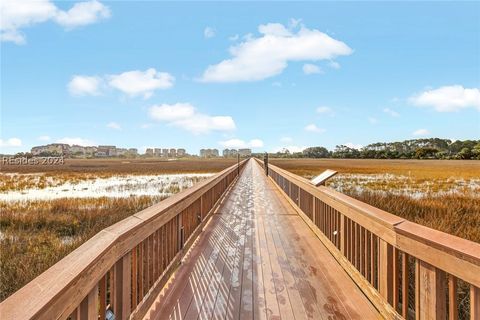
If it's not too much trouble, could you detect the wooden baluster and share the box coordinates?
[360,227,365,276]
[448,275,457,320]
[131,247,138,309]
[402,252,409,318]
[366,231,371,282]
[79,284,98,320]
[114,252,132,320]
[99,275,107,318]
[416,260,446,320]
[109,267,115,309]
[340,214,346,256]
[138,243,144,300]
[393,248,400,311]
[149,234,154,288]
[355,223,360,270]
[379,239,393,305]
[371,234,376,287]
[471,285,480,320]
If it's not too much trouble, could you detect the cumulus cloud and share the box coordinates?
[280,137,293,143]
[149,103,236,134]
[383,108,400,117]
[0,137,22,147]
[56,137,94,146]
[412,129,430,136]
[409,85,480,112]
[219,138,264,149]
[204,26,215,38]
[316,106,333,115]
[68,75,102,96]
[68,68,174,98]
[304,124,326,133]
[108,68,174,99]
[200,22,352,82]
[328,61,341,69]
[303,63,323,75]
[106,122,121,130]
[0,0,110,44]
[37,135,51,141]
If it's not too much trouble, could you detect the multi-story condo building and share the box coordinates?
[238,149,252,157]
[154,148,162,157]
[222,149,239,158]
[169,148,177,158]
[145,148,154,157]
[200,149,219,158]
[177,149,186,157]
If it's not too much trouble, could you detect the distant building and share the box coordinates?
[169,148,177,158]
[162,148,169,157]
[200,148,219,158]
[223,149,238,158]
[97,145,116,157]
[177,148,186,157]
[31,143,69,155]
[154,148,162,157]
[70,145,86,157]
[238,149,252,157]
[128,148,138,156]
[116,148,128,156]
[145,148,154,157]
[84,146,97,156]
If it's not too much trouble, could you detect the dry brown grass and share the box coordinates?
[271,158,480,243]
[0,196,165,301]
[0,159,235,301]
[0,158,237,175]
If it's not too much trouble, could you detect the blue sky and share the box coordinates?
[1,1,479,155]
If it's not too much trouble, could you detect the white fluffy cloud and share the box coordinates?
[219,138,264,149]
[302,63,322,75]
[68,68,174,98]
[106,122,121,130]
[204,27,215,38]
[409,85,480,112]
[304,124,326,133]
[56,137,95,146]
[200,22,352,82]
[328,61,341,69]
[68,75,102,96]
[37,135,51,141]
[0,0,110,44]
[316,106,333,115]
[383,108,400,117]
[0,137,22,147]
[412,129,430,136]
[149,103,236,134]
[108,69,174,99]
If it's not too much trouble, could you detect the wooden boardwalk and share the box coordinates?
[144,160,380,320]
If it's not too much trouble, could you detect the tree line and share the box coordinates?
[265,138,480,160]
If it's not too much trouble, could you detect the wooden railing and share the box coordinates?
[257,159,480,320]
[0,160,248,320]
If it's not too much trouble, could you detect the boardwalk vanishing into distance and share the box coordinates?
[1,158,479,320]
[145,160,379,319]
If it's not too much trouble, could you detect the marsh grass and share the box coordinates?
[272,158,480,243]
[0,196,167,301]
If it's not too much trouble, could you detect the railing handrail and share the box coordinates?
[265,161,480,285]
[256,158,480,319]
[0,159,248,319]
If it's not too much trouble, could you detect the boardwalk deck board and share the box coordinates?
[144,160,381,320]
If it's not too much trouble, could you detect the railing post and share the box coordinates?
[471,285,480,319]
[416,260,446,320]
[379,239,393,304]
[264,152,269,176]
[114,252,132,320]
[79,284,98,320]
